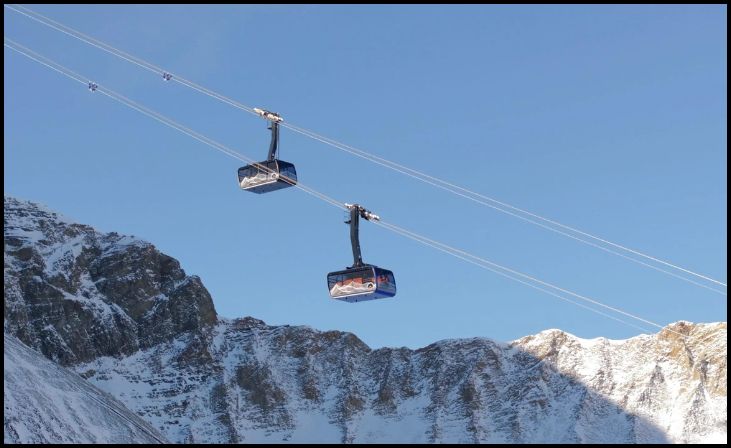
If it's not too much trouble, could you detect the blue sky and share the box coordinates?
[4,5,726,349]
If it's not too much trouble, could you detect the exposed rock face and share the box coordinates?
[4,196,727,443]
[3,333,168,444]
[4,196,217,365]
[72,320,724,444]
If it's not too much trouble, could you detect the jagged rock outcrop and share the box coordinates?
[4,196,216,365]
[4,196,727,443]
[3,333,168,444]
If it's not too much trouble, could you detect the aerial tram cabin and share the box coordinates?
[327,204,396,302]
[238,108,297,194]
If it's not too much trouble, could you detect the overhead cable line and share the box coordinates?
[3,38,344,212]
[287,125,729,294]
[5,3,725,294]
[4,4,260,117]
[377,219,669,332]
[6,3,725,293]
[374,221,653,334]
[3,37,695,340]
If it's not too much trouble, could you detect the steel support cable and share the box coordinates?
[5,38,87,84]
[283,124,727,296]
[5,4,163,75]
[5,38,693,340]
[6,3,725,291]
[375,219,692,339]
[5,4,260,118]
[373,221,654,334]
[4,39,345,212]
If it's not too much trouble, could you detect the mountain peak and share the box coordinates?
[4,195,217,365]
[4,196,726,443]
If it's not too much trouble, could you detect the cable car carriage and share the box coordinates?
[238,108,297,194]
[327,204,396,302]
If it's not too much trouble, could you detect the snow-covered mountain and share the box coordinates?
[4,196,216,366]
[3,333,167,444]
[4,196,727,443]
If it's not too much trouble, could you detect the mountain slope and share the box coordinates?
[4,196,216,366]
[4,196,727,443]
[3,333,168,444]
[74,319,726,444]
